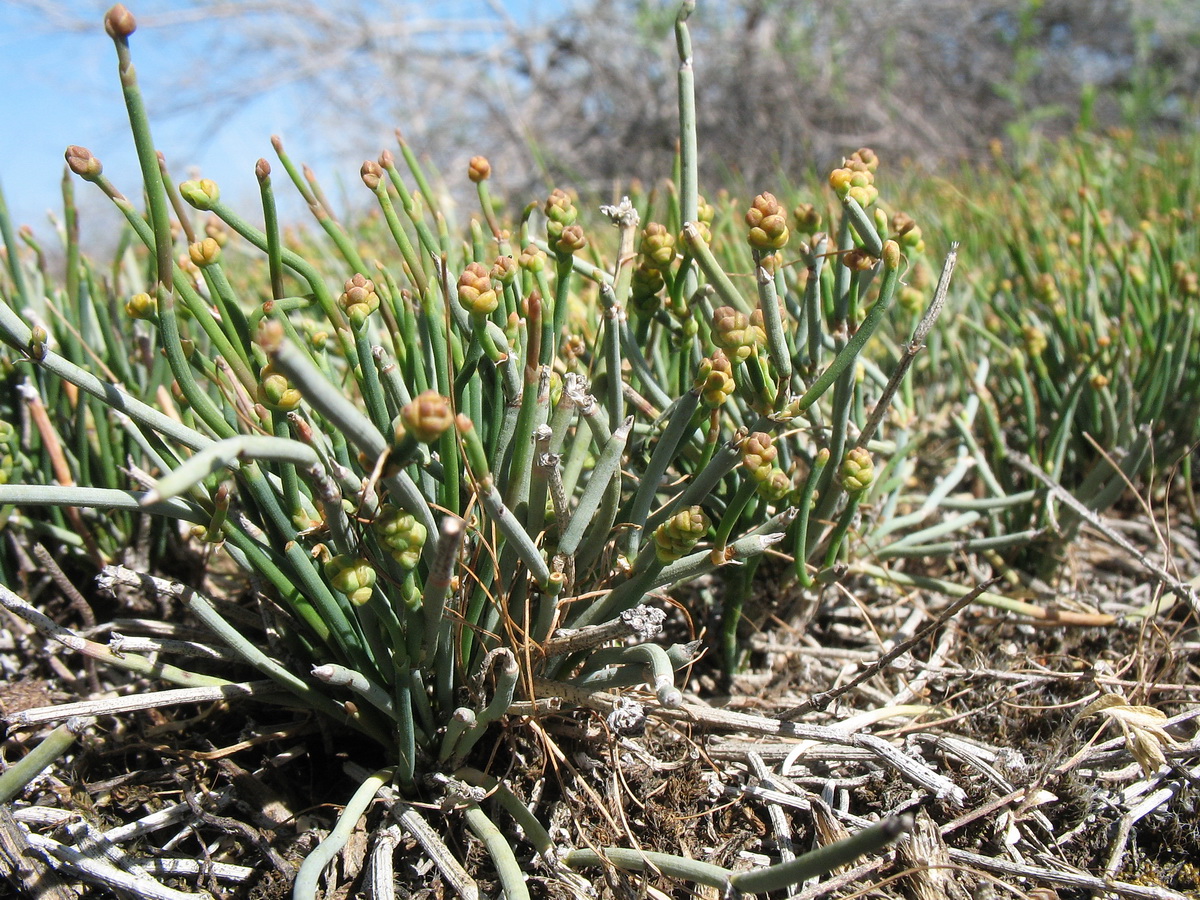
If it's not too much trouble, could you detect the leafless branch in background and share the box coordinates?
[14,0,1200,205]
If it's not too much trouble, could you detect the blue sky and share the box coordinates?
[0,1,541,252]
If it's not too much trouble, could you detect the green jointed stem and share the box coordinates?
[675,1,699,237]
[754,250,792,382]
[0,718,89,804]
[142,435,320,504]
[602,304,625,430]
[730,814,913,893]
[622,389,701,559]
[823,493,862,568]
[196,198,355,358]
[478,475,550,589]
[368,174,429,297]
[842,194,884,257]
[565,848,730,890]
[257,160,286,300]
[292,768,394,900]
[682,223,751,313]
[463,804,530,900]
[454,768,554,857]
[557,416,633,559]
[421,515,465,665]
[620,642,682,707]
[107,25,170,292]
[793,448,829,585]
[796,243,901,413]
[0,180,31,307]
[0,484,202,524]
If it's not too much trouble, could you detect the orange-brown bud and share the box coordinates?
[361,160,383,191]
[64,146,102,179]
[468,156,491,183]
[256,319,286,353]
[104,4,136,39]
[842,248,876,272]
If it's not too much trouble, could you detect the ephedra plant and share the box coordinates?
[0,2,1009,895]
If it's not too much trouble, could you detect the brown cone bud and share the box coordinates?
[468,156,491,183]
[361,160,383,191]
[255,158,271,181]
[65,146,102,179]
[104,4,136,39]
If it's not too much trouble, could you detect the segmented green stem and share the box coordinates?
[293,768,394,900]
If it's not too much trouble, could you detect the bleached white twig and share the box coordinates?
[24,829,215,900]
[5,681,282,726]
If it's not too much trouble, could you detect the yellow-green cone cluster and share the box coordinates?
[555,224,587,256]
[398,391,454,444]
[1022,323,1048,358]
[491,255,517,287]
[1172,261,1199,298]
[891,211,926,255]
[338,274,380,329]
[458,262,499,317]
[640,222,676,268]
[829,148,880,207]
[125,291,157,320]
[742,432,791,501]
[544,188,578,245]
[257,360,301,412]
[653,506,710,563]
[630,261,665,315]
[374,506,427,571]
[518,244,546,274]
[695,351,735,408]
[324,555,377,606]
[793,202,822,234]
[745,192,789,251]
[711,306,766,363]
[741,431,777,477]
[838,446,875,495]
[187,238,221,269]
[0,421,16,485]
[179,178,220,211]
